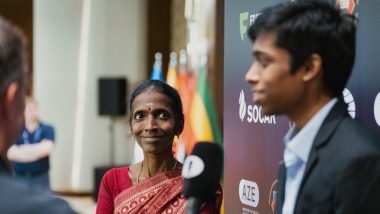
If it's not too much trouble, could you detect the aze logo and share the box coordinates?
[239,179,259,208]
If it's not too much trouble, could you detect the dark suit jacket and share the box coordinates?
[0,157,77,214]
[275,99,380,214]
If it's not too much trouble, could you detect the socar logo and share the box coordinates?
[239,90,247,121]
[238,90,276,124]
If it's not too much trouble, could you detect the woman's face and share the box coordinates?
[131,89,176,154]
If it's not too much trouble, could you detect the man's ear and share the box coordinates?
[2,82,19,120]
[302,53,322,82]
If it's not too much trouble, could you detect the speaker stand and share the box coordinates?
[109,117,116,165]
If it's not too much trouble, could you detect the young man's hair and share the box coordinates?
[248,0,356,97]
[0,16,27,99]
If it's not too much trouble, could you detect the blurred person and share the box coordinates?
[96,80,222,214]
[245,1,380,214]
[7,97,55,191]
[0,16,75,213]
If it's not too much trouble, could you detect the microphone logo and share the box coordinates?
[239,90,247,122]
[182,155,205,179]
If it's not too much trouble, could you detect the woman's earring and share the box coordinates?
[173,135,179,147]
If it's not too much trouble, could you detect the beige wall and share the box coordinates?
[34,0,147,192]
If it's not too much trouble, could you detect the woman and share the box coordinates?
[96,80,222,214]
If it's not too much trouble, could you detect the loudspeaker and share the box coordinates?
[98,78,127,116]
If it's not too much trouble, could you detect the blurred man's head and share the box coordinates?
[245,0,356,116]
[24,97,39,124]
[0,16,27,156]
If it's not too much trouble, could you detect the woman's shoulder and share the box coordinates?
[101,166,133,197]
[102,166,132,187]
[103,166,130,180]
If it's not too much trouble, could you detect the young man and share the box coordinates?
[8,97,55,191]
[0,16,76,213]
[245,1,380,214]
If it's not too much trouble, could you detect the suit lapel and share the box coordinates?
[294,99,348,212]
[294,98,348,213]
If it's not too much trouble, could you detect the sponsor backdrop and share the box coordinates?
[223,0,380,213]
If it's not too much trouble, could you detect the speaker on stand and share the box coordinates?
[94,77,127,201]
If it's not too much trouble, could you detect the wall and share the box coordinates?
[34,0,147,192]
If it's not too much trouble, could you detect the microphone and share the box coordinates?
[182,142,223,214]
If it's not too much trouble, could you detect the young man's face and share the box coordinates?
[245,32,306,116]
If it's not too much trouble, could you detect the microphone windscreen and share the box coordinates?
[182,142,223,202]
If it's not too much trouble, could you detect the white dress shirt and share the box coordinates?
[282,98,337,214]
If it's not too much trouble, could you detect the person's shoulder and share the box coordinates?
[341,117,380,143]
[100,166,132,192]
[0,174,76,213]
[39,122,54,130]
[103,166,130,181]
[333,117,380,155]
[21,193,76,214]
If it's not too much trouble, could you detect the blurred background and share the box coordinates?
[0,0,223,212]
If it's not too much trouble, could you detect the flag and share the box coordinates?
[166,66,178,88]
[150,65,163,81]
[189,66,222,146]
[177,67,198,155]
[150,53,164,81]
[166,52,178,88]
[166,54,180,157]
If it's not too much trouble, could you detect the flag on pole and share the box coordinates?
[178,69,198,155]
[165,52,182,159]
[150,52,164,81]
[166,52,178,88]
[189,65,222,145]
[176,50,198,155]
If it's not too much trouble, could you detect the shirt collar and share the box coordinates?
[284,98,338,163]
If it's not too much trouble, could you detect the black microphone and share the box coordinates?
[182,142,223,214]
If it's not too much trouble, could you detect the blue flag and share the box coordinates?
[150,65,163,80]
[150,52,164,80]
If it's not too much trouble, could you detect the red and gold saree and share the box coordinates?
[113,169,186,214]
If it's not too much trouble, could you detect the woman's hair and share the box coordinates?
[129,80,184,135]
